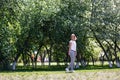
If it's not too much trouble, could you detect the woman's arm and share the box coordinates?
[75,51,77,56]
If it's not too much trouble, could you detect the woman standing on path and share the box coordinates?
[66,34,77,72]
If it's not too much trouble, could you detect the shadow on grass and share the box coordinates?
[0,65,119,73]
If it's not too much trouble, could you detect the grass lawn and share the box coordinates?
[0,65,120,80]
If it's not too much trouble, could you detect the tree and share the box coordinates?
[90,0,120,67]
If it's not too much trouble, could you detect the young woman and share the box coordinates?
[66,34,77,72]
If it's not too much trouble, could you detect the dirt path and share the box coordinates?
[39,71,120,80]
[0,70,120,80]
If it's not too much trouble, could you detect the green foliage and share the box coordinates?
[0,0,120,70]
[0,0,21,69]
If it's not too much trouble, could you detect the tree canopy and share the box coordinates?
[0,0,120,70]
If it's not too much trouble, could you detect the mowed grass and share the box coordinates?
[0,64,120,80]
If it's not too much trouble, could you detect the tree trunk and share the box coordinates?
[114,40,120,67]
[12,52,21,70]
[91,56,94,66]
[40,50,46,66]
[48,44,53,67]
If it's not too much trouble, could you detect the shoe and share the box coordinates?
[70,70,75,73]
[65,68,69,72]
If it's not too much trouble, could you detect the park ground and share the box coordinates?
[0,64,120,80]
